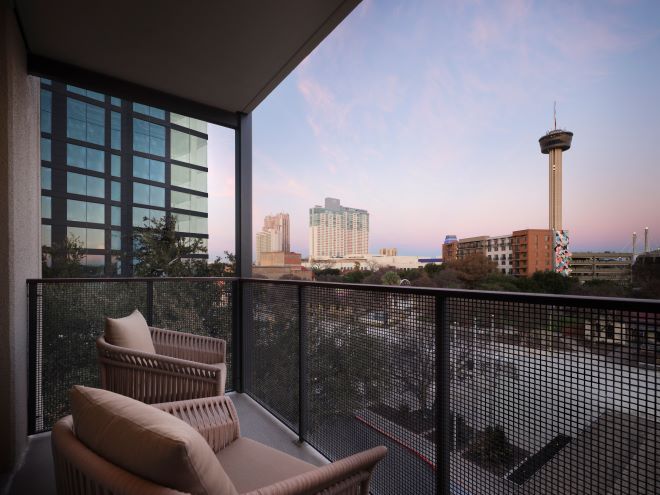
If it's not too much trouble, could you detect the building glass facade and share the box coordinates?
[40,79,209,275]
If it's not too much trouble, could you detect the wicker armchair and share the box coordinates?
[52,394,387,495]
[97,326,227,403]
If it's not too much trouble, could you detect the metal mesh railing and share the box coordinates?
[243,279,659,495]
[27,277,234,434]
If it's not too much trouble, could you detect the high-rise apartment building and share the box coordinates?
[309,198,369,261]
[255,213,290,265]
[40,80,209,275]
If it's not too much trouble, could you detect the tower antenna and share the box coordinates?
[554,101,557,130]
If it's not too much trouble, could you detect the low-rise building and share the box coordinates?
[305,254,439,271]
[571,252,633,284]
[512,229,553,276]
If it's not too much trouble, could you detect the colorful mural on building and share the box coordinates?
[554,230,572,276]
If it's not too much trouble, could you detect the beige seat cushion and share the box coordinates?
[70,385,238,495]
[216,437,316,493]
[105,309,156,354]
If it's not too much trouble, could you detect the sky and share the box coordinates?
[208,0,660,259]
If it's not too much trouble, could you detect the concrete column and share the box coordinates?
[0,4,41,473]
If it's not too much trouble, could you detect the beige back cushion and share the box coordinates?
[105,309,156,354]
[70,386,238,495]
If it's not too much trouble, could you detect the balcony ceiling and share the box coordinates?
[14,0,360,115]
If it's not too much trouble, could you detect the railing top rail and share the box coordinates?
[240,277,660,312]
[25,276,660,312]
[26,276,239,283]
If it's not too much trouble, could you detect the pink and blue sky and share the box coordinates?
[208,0,660,259]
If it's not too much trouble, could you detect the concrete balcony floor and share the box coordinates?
[3,393,327,495]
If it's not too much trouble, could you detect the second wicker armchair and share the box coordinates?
[97,309,227,403]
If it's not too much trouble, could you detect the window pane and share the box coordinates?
[67,99,86,141]
[174,213,189,232]
[111,206,121,226]
[41,166,51,190]
[111,181,121,202]
[171,130,189,162]
[86,148,104,172]
[190,118,207,134]
[170,113,188,127]
[87,202,105,223]
[150,185,165,207]
[41,196,51,219]
[41,138,51,162]
[132,207,150,227]
[111,112,121,150]
[111,230,121,250]
[111,97,121,107]
[67,227,86,246]
[84,254,106,267]
[133,182,150,205]
[67,199,87,222]
[191,169,207,192]
[190,135,207,166]
[171,191,188,210]
[86,229,105,249]
[86,176,105,198]
[133,156,150,180]
[40,89,52,133]
[150,160,165,182]
[67,144,86,168]
[42,225,52,247]
[111,155,121,177]
[190,194,207,213]
[171,164,190,189]
[67,172,86,195]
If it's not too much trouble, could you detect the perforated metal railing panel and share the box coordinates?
[27,278,234,434]
[243,281,300,430]
[242,280,659,495]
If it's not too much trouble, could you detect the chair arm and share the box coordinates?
[243,446,387,495]
[152,396,241,453]
[97,336,226,401]
[150,327,226,364]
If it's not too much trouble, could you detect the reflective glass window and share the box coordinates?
[42,225,52,247]
[132,207,164,227]
[67,85,105,102]
[67,144,104,172]
[67,98,105,145]
[173,213,207,234]
[41,166,51,190]
[67,172,105,198]
[111,97,121,107]
[133,103,165,120]
[111,181,121,202]
[111,154,121,177]
[133,155,166,183]
[170,130,207,166]
[41,196,51,219]
[111,206,121,226]
[87,202,104,223]
[41,138,51,162]
[86,229,105,249]
[133,118,165,156]
[111,230,121,250]
[133,183,165,207]
[170,191,207,213]
[40,89,52,133]
[111,111,121,150]
[170,113,207,133]
[41,78,52,86]
[66,199,86,222]
[170,164,207,192]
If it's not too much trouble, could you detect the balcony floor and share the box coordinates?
[3,392,326,495]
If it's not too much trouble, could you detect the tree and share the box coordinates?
[42,235,85,278]
[381,271,401,286]
[132,216,207,276]
[444,255,498,288]
[205,251,236,277]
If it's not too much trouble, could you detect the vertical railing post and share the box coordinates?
[145,279,154,326]
[298,284,308,443]
[232,279,243,393]
[435,295,451,495]
[27,281,38,435]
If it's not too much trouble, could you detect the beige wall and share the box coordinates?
[0,4,41,473]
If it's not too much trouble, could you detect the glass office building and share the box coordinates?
[40,79,209,275]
